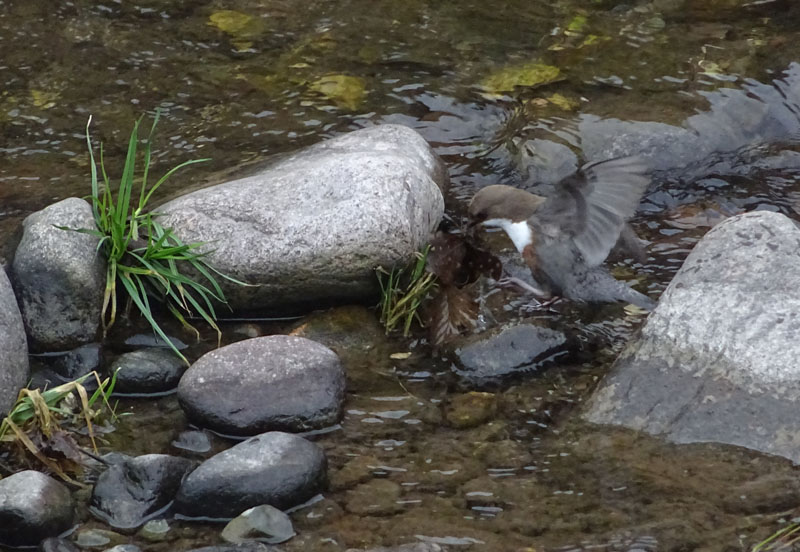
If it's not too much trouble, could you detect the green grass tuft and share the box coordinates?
[63,111,248,364]
[376,245,438,336]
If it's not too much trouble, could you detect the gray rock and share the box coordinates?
[40,537,80,552]
[89,454,194,529]
[221,504,295,544]
[178,336,345,435]
[157,124,445,311]
[11,197,105,351]
[0,267,28,414]
[74,529,125,549]
[453,324,570,383]
[0,470,74,547]
[110,348,187,395]
[102,546,143,552]
[49,343,103,380]
[584,211,800,462]
[174,431,326,519]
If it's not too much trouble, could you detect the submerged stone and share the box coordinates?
[157,124,446,312]
[584,212,800,462]
[0,471,74,547]
[221,504,295,544]
[177,335,345,435]
[11,197,105,351]
[174,431,327,519]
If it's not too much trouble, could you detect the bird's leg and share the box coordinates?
[519,295,562,314]
[496,276,548,297]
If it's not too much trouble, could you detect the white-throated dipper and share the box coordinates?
[468,156,655,310]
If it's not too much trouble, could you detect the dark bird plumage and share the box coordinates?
[468,156,655,310]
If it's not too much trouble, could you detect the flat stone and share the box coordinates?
[11,197,105,351]
[221,505,295,544]
[0,267,28,414]
[0,471,74,547]
[174,431,326,519]
[178,335,345,435]
[584,211,800,462]
[157,124,445,311]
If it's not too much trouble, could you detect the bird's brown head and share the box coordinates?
[468,185,546,227]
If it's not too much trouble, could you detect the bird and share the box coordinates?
[467,156,655,310]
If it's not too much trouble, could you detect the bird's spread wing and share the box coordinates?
[529,156,649,267]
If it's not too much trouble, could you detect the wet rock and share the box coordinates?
[74,529,125,549]
[90,453,194,529]
[11,198,104,351]
[178,336,345,435]
[110,348,187,395]
[137,519,170,542]
[344,479,402,516]
[171,430,212,453]
[444,392,497,429]
[0,266,28,414]
[174,431,327,519]
[221,505,295,544]
[0,470,74,547]
[584,212,800,463]
[39,537,80,552]
[103,546,142,552]
[453,323,570,382]
[47,343,103,380]
[158,124,446,311]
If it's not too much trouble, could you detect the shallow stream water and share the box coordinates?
[3,0,800,550]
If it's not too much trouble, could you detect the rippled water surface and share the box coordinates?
[3,0,800,550]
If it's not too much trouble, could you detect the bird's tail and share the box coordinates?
[567,268,656,311]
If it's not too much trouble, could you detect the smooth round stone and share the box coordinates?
[177,335,345,436]
[0,470,74,547]
[39,537,80,552]
[110,348,187,395]
[74,529,125,549]
[174,431,326,519]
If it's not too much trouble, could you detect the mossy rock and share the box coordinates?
[481,61,563,94]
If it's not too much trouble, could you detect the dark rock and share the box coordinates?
[584,212,800,462]
[157,124,445,311]
[39,537,80,552]
[453,323,570,382]
[178,336,345,435]
[11,198,105,351]
[110,348,187,395]
[171,430,212,453]
[0,266,28,414]
[90,454,194,529]
[221,505,295,544]
[0,470,74,547]
[47,343,103,380]
[174,431,326,519]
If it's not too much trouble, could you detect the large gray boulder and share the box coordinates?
[583,211,800,462]
[0,267,27,415]
[12,198,105,351]
[157,124,446,311]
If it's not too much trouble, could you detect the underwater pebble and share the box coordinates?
[221,504,295,544]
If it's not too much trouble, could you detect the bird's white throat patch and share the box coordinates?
[483,218,532,254]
